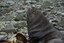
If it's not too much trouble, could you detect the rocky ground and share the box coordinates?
[0,0,64,41]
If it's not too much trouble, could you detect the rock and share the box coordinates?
[16,10,25,13]
[60,31,64,34]
[6,1,15,5]
[0,29,18,34]
[14,21,27,29]
[26,0,36,3]
[0,35,7,40]
[0,32,7,35]
[0,32,7,40]
[26,0,32,3]
[0,23,18,33]
[60,2,64,7]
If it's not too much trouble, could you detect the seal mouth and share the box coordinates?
[26,7,32,14]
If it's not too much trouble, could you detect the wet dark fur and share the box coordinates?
[27,7,64,43]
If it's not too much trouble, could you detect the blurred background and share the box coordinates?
[0,0,64,40]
